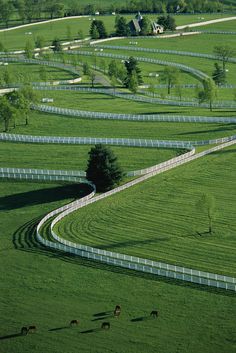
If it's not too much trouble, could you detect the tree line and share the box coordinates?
[0,0,231,28]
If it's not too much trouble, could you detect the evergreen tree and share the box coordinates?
[212,63,226,86]
[52,38,62,52]
[90,20,107,39]
[124,56,143,88]
[25,40,34,58]
[128,71,138,93]
[115,16,129,36]
[86,144,123,192]
[157,15,176,31]
[140,16,151,36]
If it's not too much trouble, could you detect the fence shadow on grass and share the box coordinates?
[0,183,91,211]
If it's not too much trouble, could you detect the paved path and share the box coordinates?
[177,16,236,29]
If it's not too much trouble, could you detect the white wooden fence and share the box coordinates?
[36,139,236,292]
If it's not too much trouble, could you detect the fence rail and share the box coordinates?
[68,49,209,80]
[1,132,235,149]
[36,139,236,292]
[32,83,236,108]
[91,44,236,63]
[0,57,80,76]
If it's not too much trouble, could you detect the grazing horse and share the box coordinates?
[150,310,159,318]
[101,322,110,330]
[114,305,121,317]
[70,320,79,327]
[28,325,36,333]
[21,327,28,335]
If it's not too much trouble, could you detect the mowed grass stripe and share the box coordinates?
[55,145,236,276]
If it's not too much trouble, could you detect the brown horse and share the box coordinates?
[114,305,121,317]
[28,325,36,333]
[101,322,110,330]
[21,327,28,335]
[150,310,159,318]
[70,319,79,327]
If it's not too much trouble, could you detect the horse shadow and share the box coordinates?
[48,326,70,332]
[0,333,22,340]
[80,328,101,334]
[92,311,113,321]
[131,316,151,322]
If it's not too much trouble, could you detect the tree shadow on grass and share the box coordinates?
[0,183,91,211]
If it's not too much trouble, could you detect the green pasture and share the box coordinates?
[75,46,236,85]
[3,98,236,142]
[0,14,235,50]
[1,21,236,353]
[33,89,236,119]
[0,141,179,173]
[191,19,236,31]
[0,182,235,353]
[103,34,236,55]
[0,62,77,84]
[55,144,236,277]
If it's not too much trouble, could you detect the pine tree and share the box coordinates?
[212,63,226,86]
[86,144,123,192]
[124,56,143,88]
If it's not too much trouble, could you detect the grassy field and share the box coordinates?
[55,144,236,277]
[0,63,77,84]
[0,141,179,173]
[33,90,236,118]
[1,16,236,353]
[102,34,236,55]
[74,46,236,85]
[3,108,236,142]
[0,14,234,50]
[0,180,236,353]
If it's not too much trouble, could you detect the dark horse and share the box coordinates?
[70,320,79,327]
[28,326,36,333]
[21,327,28,335]
[101,322,110,330]
[114,305,121,317]
[150,310,159,318]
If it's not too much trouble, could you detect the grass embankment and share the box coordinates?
[55,145,236,277]
[0,180,236,353]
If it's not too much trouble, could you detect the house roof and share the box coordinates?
[129,19,141,33]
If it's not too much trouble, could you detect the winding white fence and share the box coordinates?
[68,50,208,80]
[32,84,236,108]
[32,99,236,122]
[91,44,236,64]
[36,139,236,292]
[0,57,80,76]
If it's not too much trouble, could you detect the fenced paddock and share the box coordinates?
[36,139,236,292]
